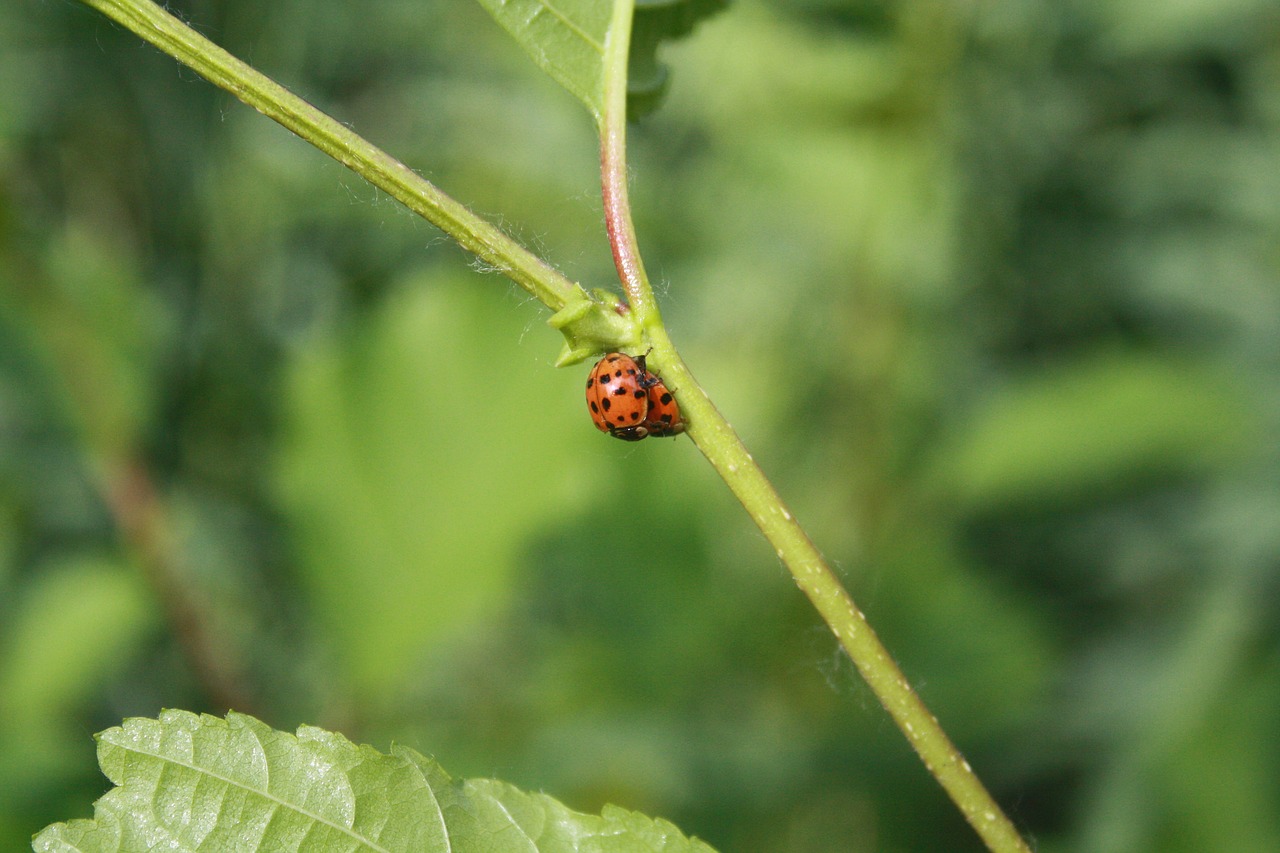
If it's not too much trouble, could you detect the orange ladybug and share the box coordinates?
[585,352,651,441]
[640,373,685,438]
[585,352,686,441]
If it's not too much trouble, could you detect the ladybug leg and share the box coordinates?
[633,348,655,378]
[609,425,649,441]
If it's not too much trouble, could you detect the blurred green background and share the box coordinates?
[3,0,1279,850]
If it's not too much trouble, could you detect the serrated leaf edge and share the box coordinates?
[100,713,396,853]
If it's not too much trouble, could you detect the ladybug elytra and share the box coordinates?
[585,352,685,441]
[585,352,651,441]
[639,373,685,437]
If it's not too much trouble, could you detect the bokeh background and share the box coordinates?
[4,0,1280,850]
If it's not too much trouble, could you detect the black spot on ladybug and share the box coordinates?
[612,386,629,396]
[658,392,672,404]
[590,401,599,413]
[586,378,594,389]
[633,389,646,399]
[601,398,612,412]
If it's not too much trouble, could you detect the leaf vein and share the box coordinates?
[113,741,394,853]
[536,0,604,54]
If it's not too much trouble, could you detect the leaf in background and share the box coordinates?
[33,710,718,853]
[628,0,727,120]
[274,279,582,704]
[0,556,155,844]
[21,224,163,463]
[475,0,612,119]
[927,351,1257,511]
[474,0,725,121]
[0,556,154,729]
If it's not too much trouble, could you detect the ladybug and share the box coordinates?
[586,352,651,441]
[640,372,685,437]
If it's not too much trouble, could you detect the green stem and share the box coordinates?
[75,0,581,314]
[599,0,660,327]
[596,4,1028,852]
[79,0,1030,848]
[678,371,1029,853]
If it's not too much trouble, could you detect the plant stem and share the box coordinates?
[599,2,667,334]
[80,0,1030,848]
[683,378,1030,853]
[596,4,1028,853]
[24,263,254,713]
[101,458,255,714]
[75,0,581,314]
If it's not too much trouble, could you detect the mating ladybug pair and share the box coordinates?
[585,352,686,441]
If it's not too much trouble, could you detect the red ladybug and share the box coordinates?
[640,373,685,437]
[585,352,651,441]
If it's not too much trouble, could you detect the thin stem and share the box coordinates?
[24,265,253,713]
[672,366,1030,852]
[102,458,255,714]
[599,0,661,328]
[595,4,1029,851]
[76,0,580,314]
[78,0,1030,848]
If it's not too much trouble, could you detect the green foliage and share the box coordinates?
[929,352,1257,510]
[475,0,612,119]
[474,0,724,120]
[4,0,1280,851]
[17,225,162,462]
[0,558,152,728]
[628,0,728,120]
[0,558,155,844]
[275,280,583,703]
[34,710,716,852]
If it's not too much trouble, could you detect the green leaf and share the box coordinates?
[23,225,162,461]
[0,556,154,728]
[628,0,727,120]
[927,351,1257,510]
[33,710,718,853]
[476,0,612,119]
[274,280,583,703]
[475,0,725,121]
